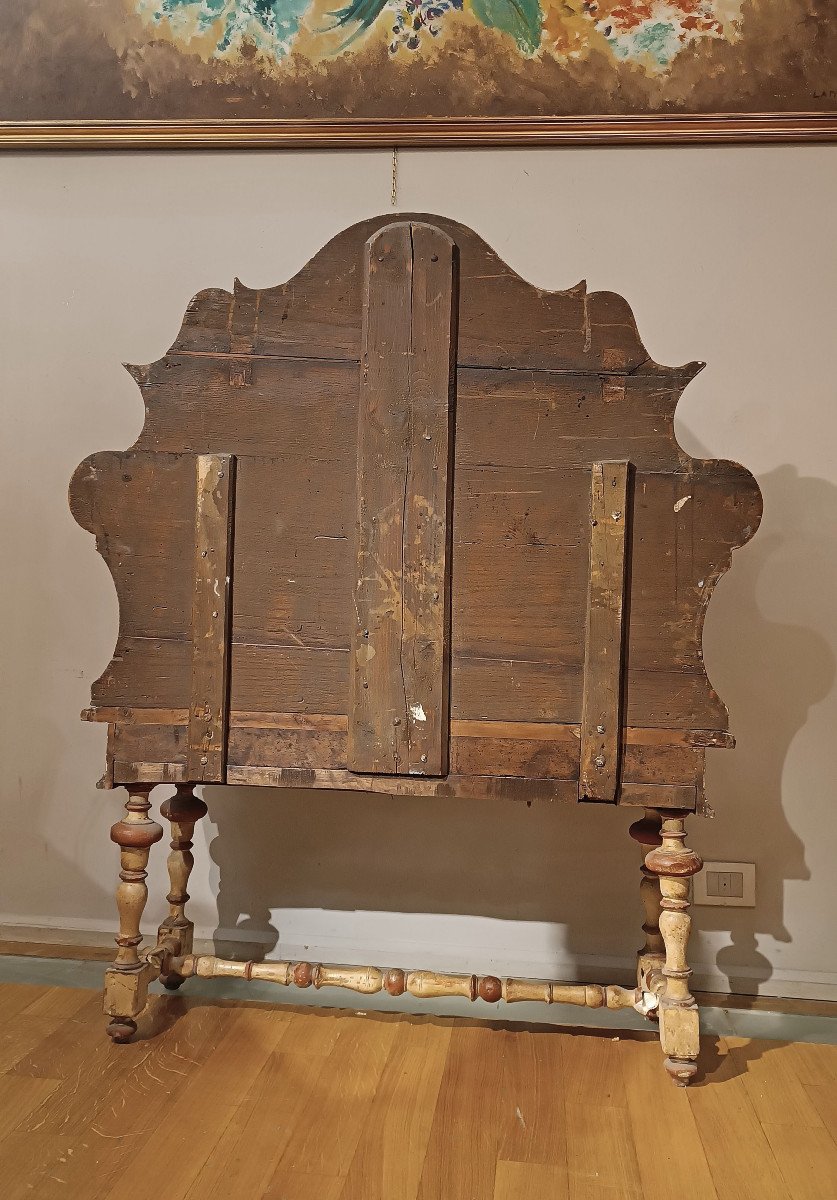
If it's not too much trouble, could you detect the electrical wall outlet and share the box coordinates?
[693,862,756,907]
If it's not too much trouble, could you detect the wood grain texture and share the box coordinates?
[579,461,630,802]
[68,214,763,802]
[349,222,456,776]
[2,988,837,1200]
[187,453,235,782]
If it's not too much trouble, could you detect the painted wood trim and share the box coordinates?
[579,461,631,802]
[186,453,236,782]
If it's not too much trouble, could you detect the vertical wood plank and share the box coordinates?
[187,453,235,783]
[340,1016,453,1200]
[579,460,630,801]
[348,221,457,777]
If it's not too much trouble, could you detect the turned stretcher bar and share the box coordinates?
[148,947,661,1014]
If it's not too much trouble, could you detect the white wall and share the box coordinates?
[1,146,835,998]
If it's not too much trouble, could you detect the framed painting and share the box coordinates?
[1,1,835,146]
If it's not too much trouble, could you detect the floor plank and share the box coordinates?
[339,1015,453,1200]
[417,1022,511,1200]
[270,1011,400,1179]
[727,1038,827,1129]
[494,1160,570,1200]
[497,1026,566,1167]
[0,1075,60,1140]
[186,1012,351,1200]
[621,1036,718,1200]
[263,1172,345,1200]
[688,1037,790,1200]
[0,983,834,1200]
[762,1123,837,1200]
[1,1000,231,1200]
[103,1004,292,1200]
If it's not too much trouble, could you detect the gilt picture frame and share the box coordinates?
[1,1,835,147]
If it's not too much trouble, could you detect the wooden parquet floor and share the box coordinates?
[0,982,835,1199]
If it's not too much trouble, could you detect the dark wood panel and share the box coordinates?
[133,357,689,473]
[91,637,727,729]
[455,371,688,472]
[579,462,630,802]
[165,216,663,376]
[348,222,456,776]
[75,454,758,674]
[90,636,192,708]
[132,355,359,457]
[69,451,195,641]
[231,454,355,650]
[109,717,703,791]
[71,216,764,799]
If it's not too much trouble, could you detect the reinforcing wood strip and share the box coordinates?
[187,453,236,782]
[579,460,631,802]
[167,953,649,1014]
[348,221,457,776]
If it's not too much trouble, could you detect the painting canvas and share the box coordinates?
[1,0,834,145]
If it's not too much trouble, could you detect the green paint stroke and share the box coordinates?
[149,0,310,56]
[628,20,681,66]
[470,0,542,54]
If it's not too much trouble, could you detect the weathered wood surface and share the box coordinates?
[579,462,630,802]
[106,717,706,787]
[168,953,644,1012]
[186,453,235,782]
[72,458,759,726]
[164,215,692,375]
[69,213,763,799]
[348,223,456,776]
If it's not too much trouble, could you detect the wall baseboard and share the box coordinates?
[3,918,836,1002]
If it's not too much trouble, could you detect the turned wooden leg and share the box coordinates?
[157,783,208,990]
[104,784,163,1043]
[629,809,665,1009]
[644,812,703,1086]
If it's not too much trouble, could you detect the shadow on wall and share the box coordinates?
[694,460,835,993]
[201,461,833,992]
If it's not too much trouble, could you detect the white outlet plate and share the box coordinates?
[693,861,756,907]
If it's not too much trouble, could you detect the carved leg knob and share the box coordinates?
[644,812,703,1085]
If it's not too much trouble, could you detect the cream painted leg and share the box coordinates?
[157,783,208,990]
[644,812,703,1085]
[104,784,163,1043]
[629,809,665,1001]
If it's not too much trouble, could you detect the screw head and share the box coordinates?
[594,754,606,769]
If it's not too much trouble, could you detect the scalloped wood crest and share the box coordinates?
[70,214,762,806]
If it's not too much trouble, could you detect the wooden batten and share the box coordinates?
[348,221,458,777]
[187,453,236,783]
[579,460,631,802]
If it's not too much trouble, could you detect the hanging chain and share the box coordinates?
[391,147,398,208]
